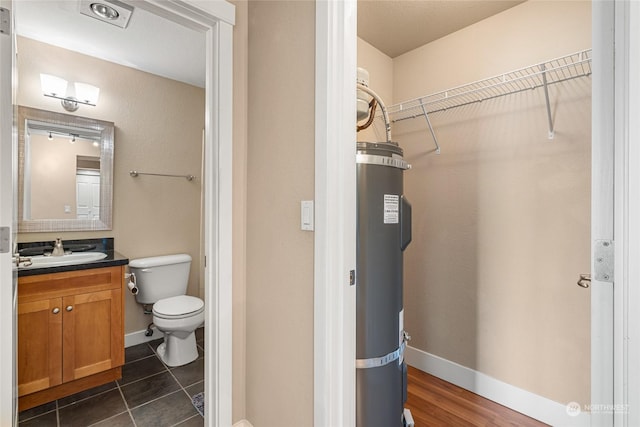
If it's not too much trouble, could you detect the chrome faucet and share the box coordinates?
[51,238,65,257]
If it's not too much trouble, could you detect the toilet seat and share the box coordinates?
[153,295,204,319]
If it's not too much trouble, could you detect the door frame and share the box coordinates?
[594,1,640,426]
[605,1,640,426]
[0,1,235,425]
[0,0,17,423]
[314,1,357,425]
[625,1,640,425]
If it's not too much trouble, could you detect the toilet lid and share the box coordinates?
[153,295,204,318]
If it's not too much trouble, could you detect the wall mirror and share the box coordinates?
[18,106,114,232]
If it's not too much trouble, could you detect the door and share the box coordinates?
[76,171,100,220]
[0,0,16,424]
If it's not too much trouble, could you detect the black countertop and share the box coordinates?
[17,238,129,277]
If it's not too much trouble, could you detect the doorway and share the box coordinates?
[351,1,593,425]
[76,168,100,220]
[0,1,234,425]
[316,4,613,426]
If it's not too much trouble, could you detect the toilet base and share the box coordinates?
[157,330,199,367]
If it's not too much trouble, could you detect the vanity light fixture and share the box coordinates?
[40,74,100,112]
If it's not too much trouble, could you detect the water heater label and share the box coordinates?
[383,194,399,224]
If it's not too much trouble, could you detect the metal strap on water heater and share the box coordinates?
[356,341,406,369]
[356,153,411,170]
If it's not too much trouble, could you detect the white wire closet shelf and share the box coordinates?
[384,49,592,151]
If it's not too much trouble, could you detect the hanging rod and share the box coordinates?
[129,170,195,181]
[385,49,592,145]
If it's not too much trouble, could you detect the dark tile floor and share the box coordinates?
[18,328,205,427]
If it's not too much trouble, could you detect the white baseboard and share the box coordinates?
[124,327,161,348]
[232,420,253,427]
[405,346,590,426]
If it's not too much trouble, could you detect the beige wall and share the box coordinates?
[245,1,315,425]
[388,1,591,406]
[17,37,205,336]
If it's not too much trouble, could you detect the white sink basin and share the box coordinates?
[22,252,108,268]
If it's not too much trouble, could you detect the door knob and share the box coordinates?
[66,305,73,312]
[577,273,591,288]
[52,307,60,314]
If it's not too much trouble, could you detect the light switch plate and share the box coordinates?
[301,200,314,231]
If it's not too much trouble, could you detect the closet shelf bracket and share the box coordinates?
[419,103,440,154]
[541,63,555,139]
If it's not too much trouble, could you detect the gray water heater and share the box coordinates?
[356,141,412,427]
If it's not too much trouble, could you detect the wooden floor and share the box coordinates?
[405,366,549,426]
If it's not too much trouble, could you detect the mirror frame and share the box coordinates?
[18,106,114,232]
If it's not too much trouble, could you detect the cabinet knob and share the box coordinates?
[52,307,60,314]
[66,305,73,312]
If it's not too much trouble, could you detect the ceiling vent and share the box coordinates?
[79,0,134,29]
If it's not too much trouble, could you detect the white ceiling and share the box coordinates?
[15,1,525,88]
[14,0,206,87]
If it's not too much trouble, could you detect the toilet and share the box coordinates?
[129,254,204,367]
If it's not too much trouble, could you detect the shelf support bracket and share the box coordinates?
[420,103,440,154]
[540,64,555,139]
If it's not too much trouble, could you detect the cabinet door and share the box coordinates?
[18,298,63,396]
[62,289,123,382]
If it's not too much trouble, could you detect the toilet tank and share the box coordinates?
[129,254,192,304]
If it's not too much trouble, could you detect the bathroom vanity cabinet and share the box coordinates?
[17,265,125,411]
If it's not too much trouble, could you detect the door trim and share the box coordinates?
[609,1,640,426]
[0,0,16,423]
[314,1,357,425]
[625,2,640,424]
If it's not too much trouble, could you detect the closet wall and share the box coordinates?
[360,0,591,406]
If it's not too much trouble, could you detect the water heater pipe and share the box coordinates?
[357,83,392,144]
[357,98,378,132]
